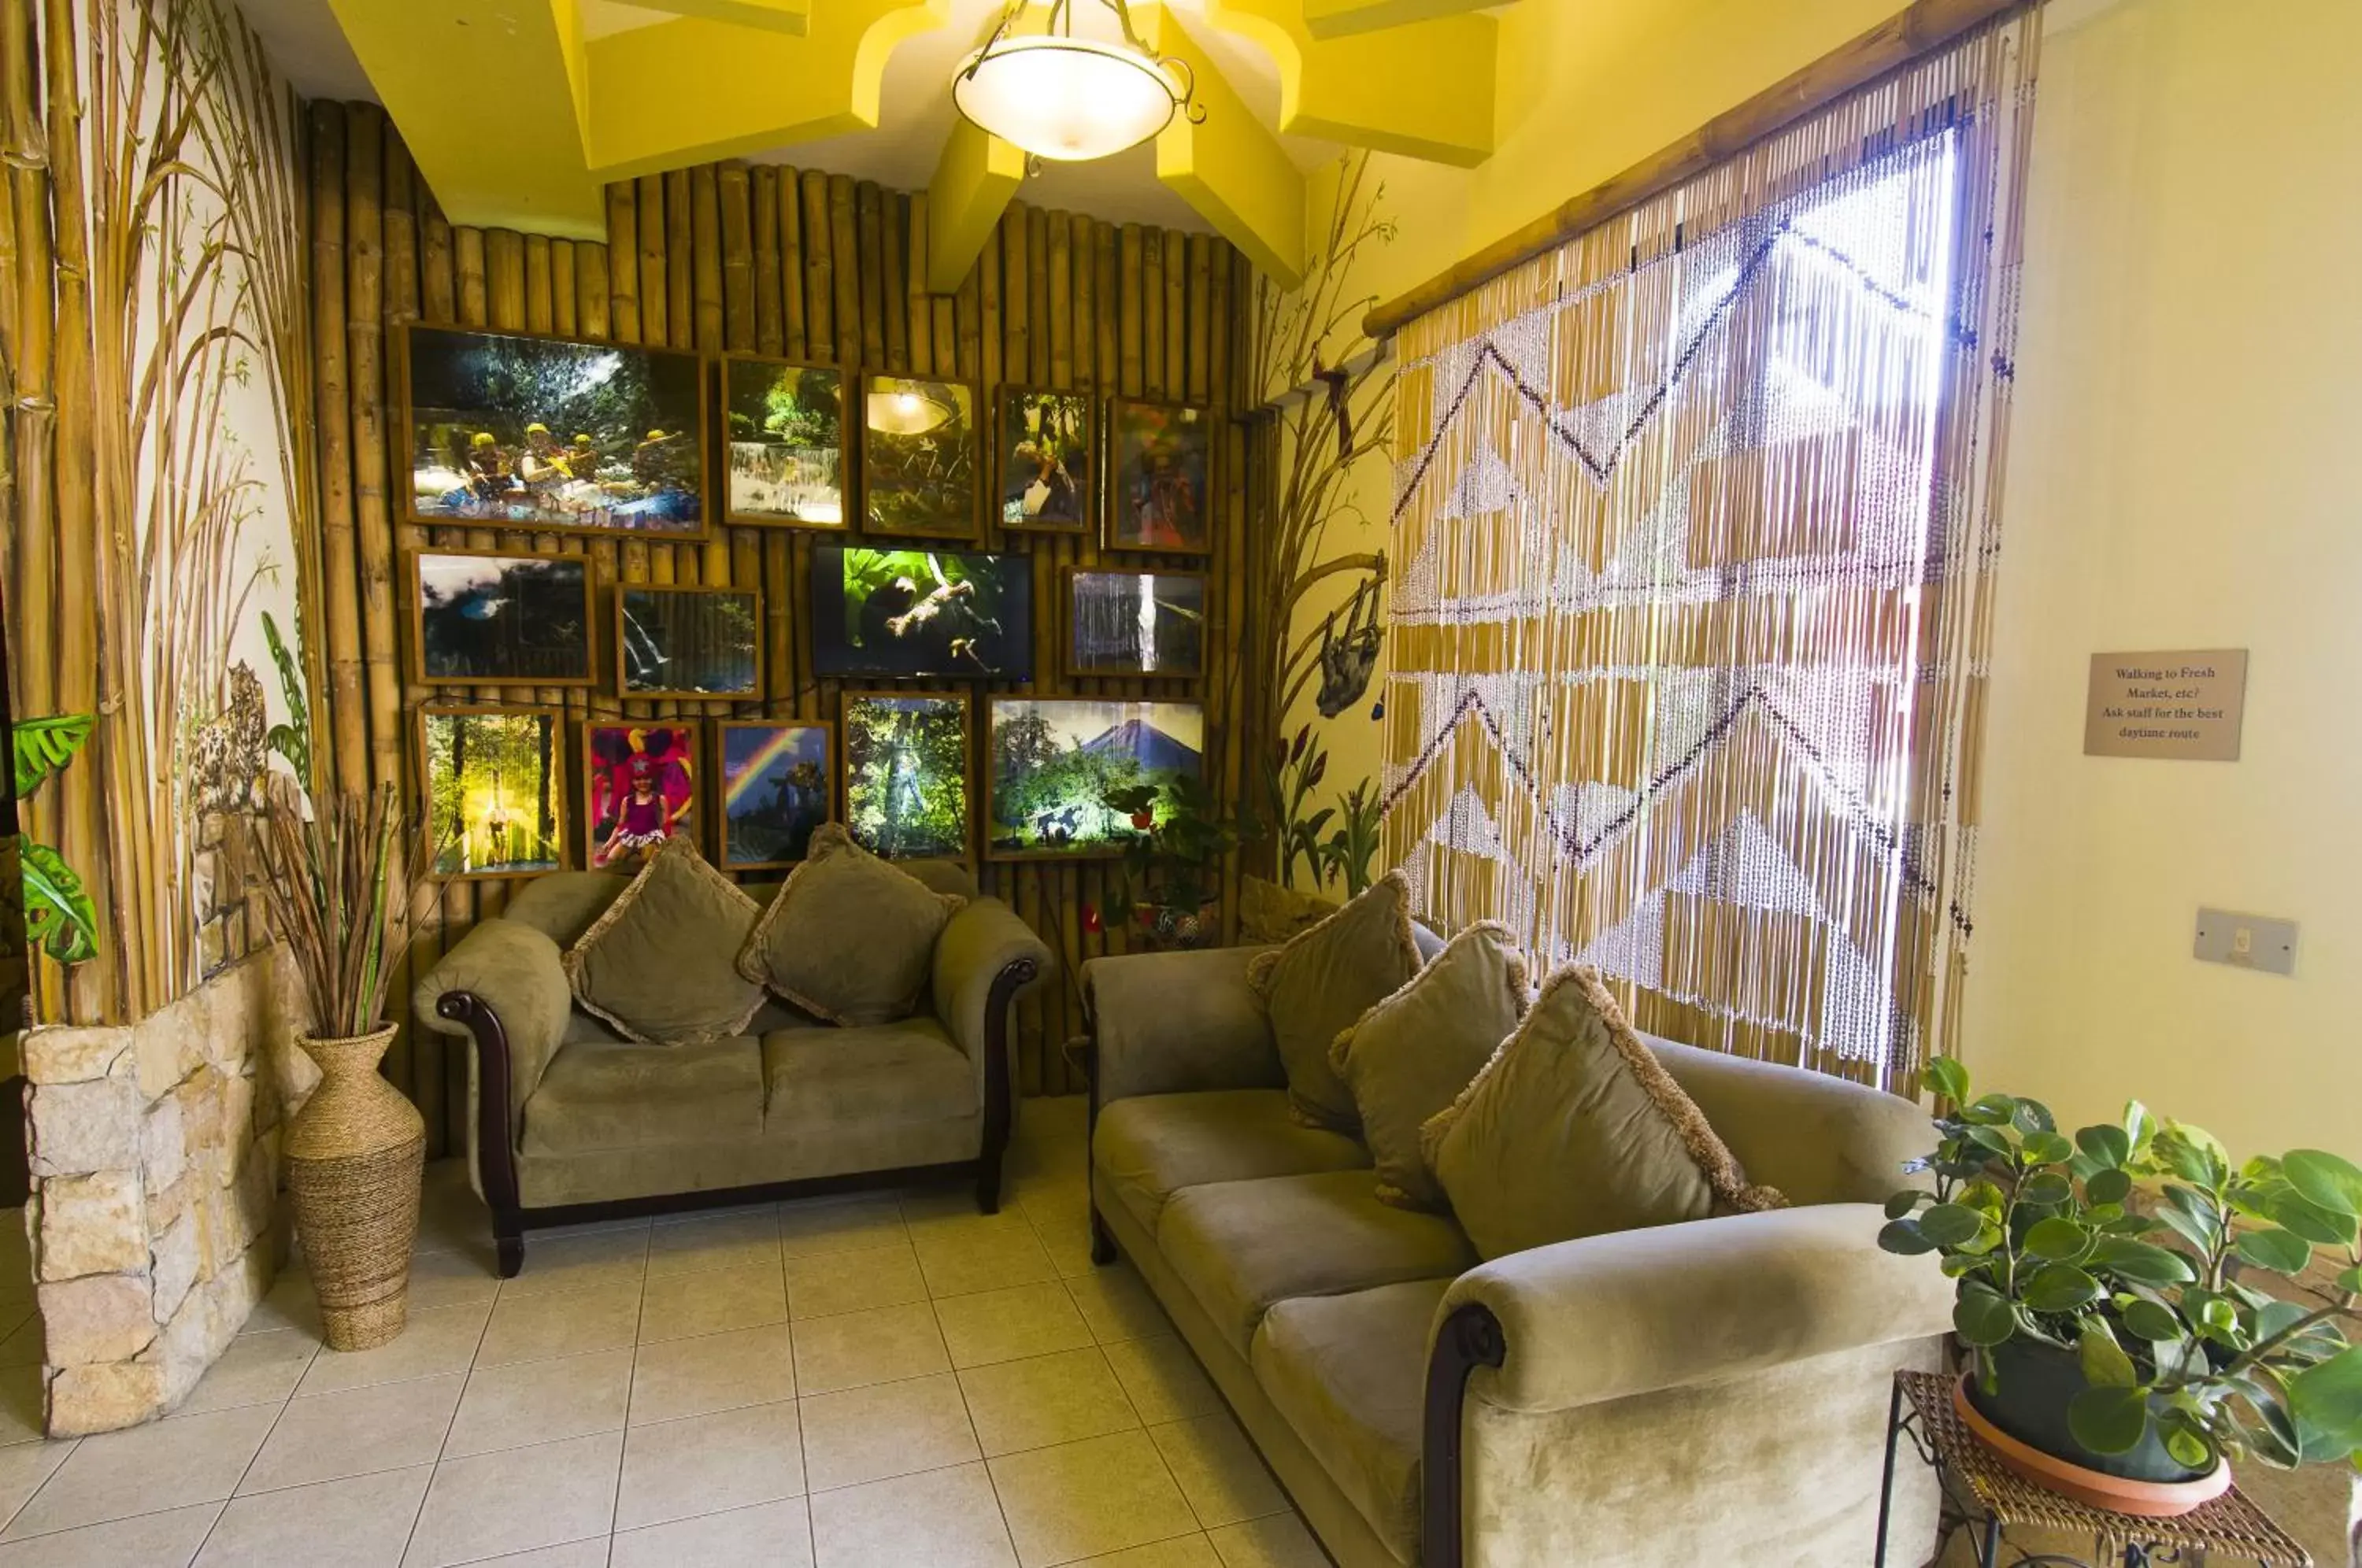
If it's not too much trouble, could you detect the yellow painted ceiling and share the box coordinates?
[303,0,1512,288]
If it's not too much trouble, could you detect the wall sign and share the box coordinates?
[2083,649,2248,761]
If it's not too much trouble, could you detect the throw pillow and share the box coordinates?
[1245,869,1423,1133]
[1421,963,1785,1259]
[562,838,768,1047]
[736,823,966,1026]
[1329,921,1530,1211]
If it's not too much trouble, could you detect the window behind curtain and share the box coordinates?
[1380,16,2040,1094]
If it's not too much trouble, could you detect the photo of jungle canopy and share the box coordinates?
[862,375,979,538]
[618,586,761,698]
[1068,570,1205,679]
[420,707,565,880]
[1109,401,1210,554]
[724,357,846,527]
[987,699,1205,860]
[586,722,700,870]
[809,547,1034,680]
[413,551,595,686]
[997,389,1090,530]
[720,723,832,869]
[842,693,971,861]
[403,325,706,535]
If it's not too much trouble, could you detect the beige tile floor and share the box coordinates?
[0,1096,1335,1568]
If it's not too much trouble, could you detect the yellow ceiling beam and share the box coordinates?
[579,0,950,180]
[1300,0,1496,41]
[1137,5,1305,289]
[926,119,1025,293]
[1205,0,1496,166]
[620,0,810,35]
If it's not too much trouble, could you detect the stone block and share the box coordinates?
[217,1076,256,1177]
[244,901,271,952]
[150,1213,199,1324]
[170,1067,224,1170]
[134,988,209,1101]
[146,1169,199,1238]
[231,1132,277,1248]
[47,1360,167,1437]
[189,849,220,923]
[203,965,257,1070]
[198,919,227,974]
[39,1273,157,1365]
[142,1094,187,1193]
[29,1078,146,1176]
[198,811,226,851]
[21,1025,132,1086]
[35,1170,146,1282]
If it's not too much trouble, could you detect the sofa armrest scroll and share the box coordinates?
[413,919,572,1207]
[933,898,1053,1109]
[1080,945,1280,1108]
[1436,1204,1954,1415]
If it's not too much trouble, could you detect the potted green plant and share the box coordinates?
[1101,774,1249,949]
[1879,1056,2362,1516]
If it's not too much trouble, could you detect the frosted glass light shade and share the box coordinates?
[953,35,1179,162]
[868,387,955,435]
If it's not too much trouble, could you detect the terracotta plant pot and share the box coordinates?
[287,1025,426,1352]
[1953,1376,2231,1519]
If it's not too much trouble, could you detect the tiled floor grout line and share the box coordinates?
[402,1269,520,1568]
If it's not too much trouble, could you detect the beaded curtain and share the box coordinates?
[1381,15,2041,1094]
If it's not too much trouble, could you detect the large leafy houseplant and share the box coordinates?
[1101,773,1250,946]
[1881,1056,2362,1483]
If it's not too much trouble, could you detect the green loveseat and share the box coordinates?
[1081,943,1950,1568]
[416,860,1050,1277]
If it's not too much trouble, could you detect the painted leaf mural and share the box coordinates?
[12,715,96,797]
[22,843,101,965]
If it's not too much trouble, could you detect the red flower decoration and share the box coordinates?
[1083,904,1102,934]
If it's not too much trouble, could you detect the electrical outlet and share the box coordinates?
[2193,908,2297,977]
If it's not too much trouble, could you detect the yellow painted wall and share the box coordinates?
[1962,0,2362,1156]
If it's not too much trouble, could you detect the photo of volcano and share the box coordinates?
[986,699,1205,860]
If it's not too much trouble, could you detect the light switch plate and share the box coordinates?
[2193,908,2297,976]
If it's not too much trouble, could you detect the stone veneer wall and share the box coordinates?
[19,945,316,1435]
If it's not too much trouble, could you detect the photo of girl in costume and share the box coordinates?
[586,722,700,868]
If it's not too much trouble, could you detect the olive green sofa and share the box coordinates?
[1080,942,1951,1568]
[416,860,1050,1277]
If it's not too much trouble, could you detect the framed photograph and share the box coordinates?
[809,546,1034,681]
[1107,399,1212,555]
[722,356,848,528]
[400,324,707,537]
[718,721,833,871]
[842,691,972,861]
[584,721,702,870]
[861,374,979,539]
[1066,568,1206,679]
[411,548,597,688]
[996,387,1091,531]
[616,584,761,700]
[419,705,567,880]
[985,698,1205,861]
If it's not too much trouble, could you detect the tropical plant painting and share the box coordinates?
[997,389,1090,529]
[724,358,846,527]
[842,694,971,861]
[619,586,760,698]
[720,723,832,870]
[405,326,705,535]
[416,553,594,686]
[862,375,979,538]
[586,723,700,870]
[1068,570,1205,678]
[422,708,565,879]
[1109,401,1211,553]
[14,716,102,965]
[986,700,1205,860]
[809,547,1033,680]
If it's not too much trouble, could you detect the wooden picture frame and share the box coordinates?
[716,719,836,872]
[615,583,763,701]
[840,690,975,862]
[720,354,852,530]
[807,545,1036,682]
[860,373,982,541]
[983,697,1206,863]
[418,704,568,882]
[994,386,1093,532]
[583,719,704,871]
[1105,398,1212,557]
[397,322,712,540]
[409,545,598,690]
[1062,567,1208,681]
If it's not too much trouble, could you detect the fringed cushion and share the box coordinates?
[1329,921,1530,1211]
[1246,870,1424,1134]
[562,838,768,1047]
[735,823,964,1027]
[1421,964,1785,1259]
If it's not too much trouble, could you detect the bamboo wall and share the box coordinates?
[308,104,1253,1155]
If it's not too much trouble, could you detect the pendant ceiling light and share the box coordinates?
[867,386,956,435]
[953,0,1204,165]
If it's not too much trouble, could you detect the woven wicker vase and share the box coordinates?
[287,1025,426,1352]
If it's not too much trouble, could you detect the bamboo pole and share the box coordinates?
[665,169,695,352]
[905,192,932,375]
[785,168,813,361]
[751,165,782,357]
[309,104,368,807]
[346,106,402,801]
[635,174,667,347]
[718,162,754,352]
[551,240,576,336]
[829,174,859,372]
[856,182,886,374]
[523,235,553,333]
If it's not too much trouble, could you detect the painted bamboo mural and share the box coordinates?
[307,109,1252,1150]
[4,0,321,1028]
